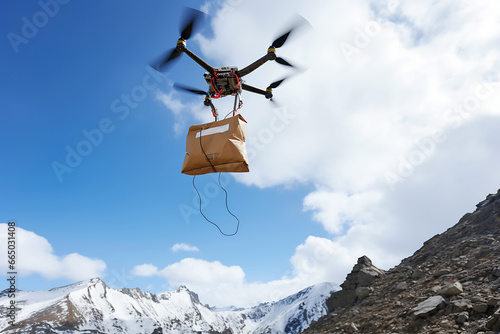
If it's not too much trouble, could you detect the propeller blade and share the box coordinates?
[272,31,292,48]
[267,78,287,90]
[271,15,311,48]
[152,48,182,71]
[180,8,205,40]
[149,8,207,73]
[173,83,208,96]
[275,57,294,67]
[270,98,280,105]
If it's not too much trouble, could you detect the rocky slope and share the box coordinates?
[304,189,500,333]
[0,278,335,334]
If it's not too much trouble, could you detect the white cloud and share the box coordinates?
[155,89,208,135]
[0,224,106,281]
[131,263,159,277]
[193,0,500,256]
[132,257,317,307]
[158,258,245,287]
[171,243,199,252]
[303,191,382,234]
[148,0,500,307]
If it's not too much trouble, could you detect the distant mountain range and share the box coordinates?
[0,278,335,333]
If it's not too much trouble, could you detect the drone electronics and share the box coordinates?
[151,7,303,120]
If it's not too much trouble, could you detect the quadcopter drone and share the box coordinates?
[151,8,302,119]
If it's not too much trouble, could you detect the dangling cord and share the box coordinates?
[193,174,240,236]
[199,126,217,173]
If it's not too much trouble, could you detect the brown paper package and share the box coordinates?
[181,114,249,175]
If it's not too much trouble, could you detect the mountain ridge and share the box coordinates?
[303,189,500,333]
[0,277,335,334]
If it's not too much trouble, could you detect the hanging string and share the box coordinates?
[192,174,240,236]
[192,125,240,236]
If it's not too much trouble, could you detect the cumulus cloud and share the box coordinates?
[155,89,207,135]
[171,243,199,252]
[158,258,245,287]
[193,0,500,256]
[0,223,106,281]
[131,263,159,277]
[150,0,500,307]
[131,244,346,307]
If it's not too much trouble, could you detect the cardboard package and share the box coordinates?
[181,114,249,175]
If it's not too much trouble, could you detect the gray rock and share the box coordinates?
[450,299,472,312]
[472,303,489,313]
[438,282,463,296]
[358,268,380,286]
[395,282,408,291]
[456,311,469,324]
[433,268,451,278]
[350,322,359,331]
[329,256,384,311]
[486,308,500,331]
[411,268,425,279]
[412,296,446,317]
[493,266,500,277]
[487,297,500,306]
[355,287,373,300]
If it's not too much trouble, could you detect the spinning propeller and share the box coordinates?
[173,83,209,96]
[152,8,205,71]
[265,77,288,102]
[270,31,295,68]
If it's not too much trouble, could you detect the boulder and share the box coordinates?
[358,268,381,286]
[438,282,463,297]
[395,282,408,291]
[472,303,489,313]
[355,287,373,300]
[412,296,446,318]
[450,299,472,312]
[327,256,384,311]
[411,268,425,279]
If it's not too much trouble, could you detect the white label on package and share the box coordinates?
[196,124,229,138]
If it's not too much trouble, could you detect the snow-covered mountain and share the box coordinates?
[0,278,335,334]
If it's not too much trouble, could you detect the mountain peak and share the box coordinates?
[175,284,190,292]
[46,276,105,293]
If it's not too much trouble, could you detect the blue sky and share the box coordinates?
[2,0,500,307]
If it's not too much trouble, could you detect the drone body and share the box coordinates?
[152,8,301,118]
[204,66,241,99]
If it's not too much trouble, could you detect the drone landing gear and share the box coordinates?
[204,92,243,122]
[231,91,243,118]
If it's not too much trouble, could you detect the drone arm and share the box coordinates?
[176,41,215,73]
[242,83,271,98]
[237,51,275,78]
[183,48,215,73]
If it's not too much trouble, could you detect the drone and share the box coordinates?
[151,8,302,119]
